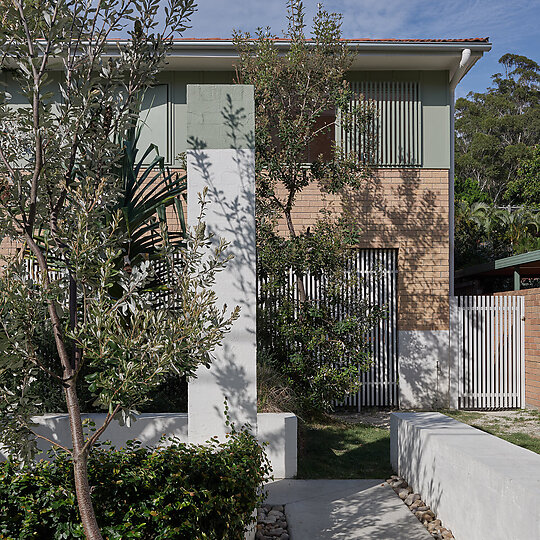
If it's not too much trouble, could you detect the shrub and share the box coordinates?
[257,359,300,415]
[257,220,385,414]
[0,428,271,539]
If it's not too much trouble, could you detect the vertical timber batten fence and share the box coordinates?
[257,248,399,409]
[451,295,525,410]
[341,249,398,409]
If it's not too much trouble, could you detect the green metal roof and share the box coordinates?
[455,248,540,279]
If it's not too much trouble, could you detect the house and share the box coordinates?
[0,37,493,479]
[126,37,491,410]
[0,38,492,410]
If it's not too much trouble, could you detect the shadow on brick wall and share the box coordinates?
[341,168,449,331]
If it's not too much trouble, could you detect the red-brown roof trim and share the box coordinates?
[106,37,490,44]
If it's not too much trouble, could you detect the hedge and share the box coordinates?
[0,428,271,539]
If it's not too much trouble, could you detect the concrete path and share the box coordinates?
[265,479,432,540]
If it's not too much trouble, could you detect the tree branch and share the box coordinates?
[83,404,121,453]
[28,429,73,455]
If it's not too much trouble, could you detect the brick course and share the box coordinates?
[496,289,540,410]
[274,168,450,331]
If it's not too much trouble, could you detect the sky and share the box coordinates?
[180,0,540,98]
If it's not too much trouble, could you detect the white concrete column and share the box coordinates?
[448,297,460,409]
[186,85,257,443]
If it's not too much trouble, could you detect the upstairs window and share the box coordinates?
[336,81,422,167]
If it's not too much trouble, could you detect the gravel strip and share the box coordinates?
[387,475,454,539]
[256,504,289,540]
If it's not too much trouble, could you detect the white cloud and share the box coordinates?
[331,0,536,41]
[183,0,539,43]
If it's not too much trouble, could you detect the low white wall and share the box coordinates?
[30,413,189,457]
[1,412,297,479]
[398,330,450,409]
[257,413,297,479]
[391,412,540,540]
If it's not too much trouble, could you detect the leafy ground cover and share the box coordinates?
[297,416,392,479]
[441,409,540,455]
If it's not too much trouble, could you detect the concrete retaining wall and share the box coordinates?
[258,413,297,479]
[0,412,297,479]
[390,412,540,540]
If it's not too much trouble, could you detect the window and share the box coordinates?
[337,81,422,167]
[138,84,170,163]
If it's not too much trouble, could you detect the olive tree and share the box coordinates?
[0,1,239,538]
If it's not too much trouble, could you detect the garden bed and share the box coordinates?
[440,408,540,454]
[331,408,540,455]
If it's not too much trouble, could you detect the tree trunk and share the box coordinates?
[65,381,104,540]
[284,206,308,304]
[24,235,104,538]
[66,274,102,539]
[73,454,103,540]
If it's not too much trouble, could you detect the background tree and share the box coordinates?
[454,53,540,270]
[0,1,241,538]
[234,1,383,413]
[455,201,540,269]
[455,53,540,204]
[505,144,540,206]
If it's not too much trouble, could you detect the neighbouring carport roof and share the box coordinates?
[455,249,540,280]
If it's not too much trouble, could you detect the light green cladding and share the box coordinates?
[135,72,229,164]
[2,67,450,168]
[142,71,235,164]
[165,70,449,166]
[186,84,255,150]
[347,70,451,169]
[420,71,451,169]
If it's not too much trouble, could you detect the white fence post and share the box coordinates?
[449,296,460,409]
[520,296,526,409]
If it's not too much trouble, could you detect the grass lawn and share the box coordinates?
[297,418,392,479]
[295,409,540,480]
[441,409,540,455]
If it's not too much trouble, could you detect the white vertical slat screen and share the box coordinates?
[326,249,398,409]
[258,249,398,409]
[456,295,525,409]
[357,249,398,408]
[25,258,64,283]
[336,81,421,167]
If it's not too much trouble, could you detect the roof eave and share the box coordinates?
[104,39,492,53]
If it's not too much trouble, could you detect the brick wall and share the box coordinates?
[274,168,450,331]
[0,238,21,260]
[1,168,451,332]
[496,289,540,410]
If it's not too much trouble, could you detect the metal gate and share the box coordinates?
[452,295,525,409]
